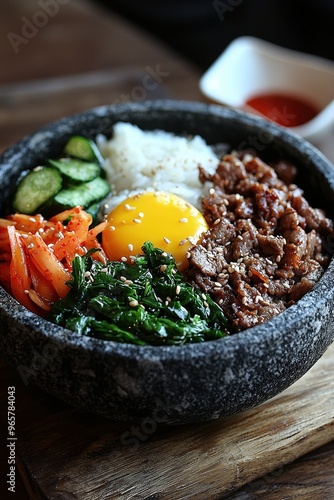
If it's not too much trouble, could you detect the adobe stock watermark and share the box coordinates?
[213,0,243,21]
[7,0,71,55]
[79,63,170,138]
[111,64,170,105]
[87,397,171,461]
[237,128,274,153]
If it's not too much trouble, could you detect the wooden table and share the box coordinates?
[0,1,334,498]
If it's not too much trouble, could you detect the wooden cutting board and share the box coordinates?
[1,341,333,499]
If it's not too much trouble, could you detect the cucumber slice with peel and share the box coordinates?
[48,158,100,182]
[53,177,110,210]
[63,136,104,165]
[12,167,62,215]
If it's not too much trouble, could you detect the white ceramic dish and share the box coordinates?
[199,36,334,144]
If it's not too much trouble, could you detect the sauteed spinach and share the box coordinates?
[49,242,228,345]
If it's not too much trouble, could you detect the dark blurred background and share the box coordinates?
[96,0,334,70]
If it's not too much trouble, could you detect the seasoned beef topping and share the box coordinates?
[187,153,333,332]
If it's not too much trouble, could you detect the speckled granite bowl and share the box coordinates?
[1,100,334,424]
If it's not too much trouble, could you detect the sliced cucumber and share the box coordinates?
[48,158,100,183]
[63,136,104,166]
[53,177,110,210]
[13,167,62,215]
[86,201,102,220]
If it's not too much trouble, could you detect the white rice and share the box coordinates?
[98,122,220,211]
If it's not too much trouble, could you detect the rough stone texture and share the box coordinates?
[1,100,334,424]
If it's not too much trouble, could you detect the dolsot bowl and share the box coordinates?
[1,100,334,424]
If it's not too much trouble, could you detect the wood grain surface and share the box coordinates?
[0,343,333,499]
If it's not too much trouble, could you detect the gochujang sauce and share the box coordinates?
[245,93,319,127]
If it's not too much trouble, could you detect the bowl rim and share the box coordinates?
[1,99,334,362]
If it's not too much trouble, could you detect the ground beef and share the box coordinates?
[187,153,334,332]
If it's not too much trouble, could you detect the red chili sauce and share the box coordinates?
[245,93,319,127]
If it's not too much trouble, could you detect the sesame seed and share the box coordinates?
[179,239,187,246]
[161,252,168,257]
[125,204,135,211]
[38,228,44,234]
[214,282,222,287]
[225,241,231,246]
[21,234,29,239]
[124,279,134,285]
[209,188,215,195]
[201,293,206,300]
[101,268,108,273]
[129,300,139,307]
[179,218,188,223]
[24,289,30,294]
[110,225,116,231]
[176,285,181,295]
[120,276,126,282]
[29,217,36,223]
[128,243,134,252]
[185,252,191,259]
[163,237,171,244]
[84,271,91,278]
[121,257,127,262]
[204,301,209,308]
[213,218,221,225]
[276,255,281,263]
[235,194,241,200]
[237,235,243,241]
[27,243,34,249]
[138,212,144,218]
[133,218,141,224]
[160,264,167,272]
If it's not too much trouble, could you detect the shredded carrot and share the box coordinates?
[7,225,38,314]
[0,207,108,316]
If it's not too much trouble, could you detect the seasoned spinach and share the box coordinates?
[49,242,229,345]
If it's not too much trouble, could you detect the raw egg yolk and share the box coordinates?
[102,191,208,270]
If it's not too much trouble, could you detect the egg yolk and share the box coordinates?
[102,191,208,270]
